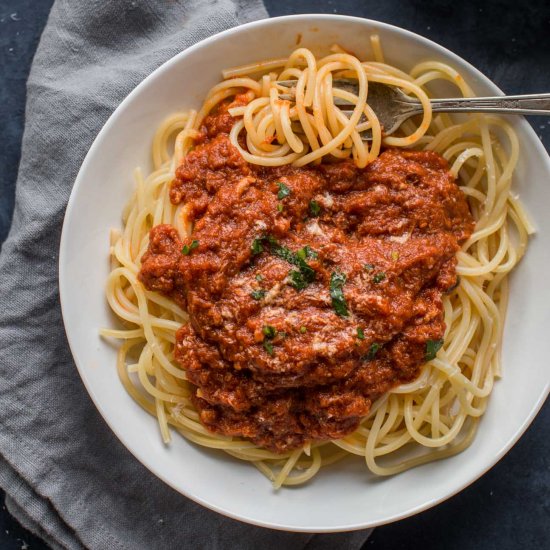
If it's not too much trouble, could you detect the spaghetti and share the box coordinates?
[102,36,533,488]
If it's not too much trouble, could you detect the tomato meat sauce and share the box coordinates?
[139,101,474,452]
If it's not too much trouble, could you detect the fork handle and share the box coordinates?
[417,93,550,116]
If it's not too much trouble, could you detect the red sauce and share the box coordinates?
[139,102,474,452]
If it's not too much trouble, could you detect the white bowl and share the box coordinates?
[59,14,550,532]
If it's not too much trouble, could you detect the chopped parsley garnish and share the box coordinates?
[251,289,266,300]
[364,343,381,361]
[309,200,321,217]
[307,246,319,259]
[296,245,318,261]
[277,182,291,200]
[270,239,316,289]
[251,238,264,255]
[372,272,386,283]
[300,326,307,334]
[288,257,316,289]
[262,325,278,355]
[250,235,317,290]
[288,269,310,290]
[364,263,375,271]
[181,240,199,255]
[357,327,365,340]
[330,271,349,317]
[255,274,264,281]
[263,341,274,355]
[277,203,284,212]
[262,325,277,338]
[291,262,316,289]
[425,339,444,361]
[269,240,296,264]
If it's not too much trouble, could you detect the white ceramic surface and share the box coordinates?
[59,15,550,532]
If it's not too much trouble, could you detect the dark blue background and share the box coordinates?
[1,0,548,548]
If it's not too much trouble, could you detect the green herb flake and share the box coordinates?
[330,271,349,317]
[300,326,307,334]
[251,238,264,255]
[357,327,365,340]
[304,245,318,259]
[262,324,280,355]
[364,263,375,271]
[372,272,386,284]
[262,325,277,339]
[364,343,381,361]
[277,182,291,200]
[279,331,287,340]
[425,339,444,361]
[270,241,296,265]
[251,289,266,301]
[255,274,264,282]
[296,248,307,261]
[254,236,317,290]
[272,242,316,289]
[296,246,318,261]
[391,251,399,261]
[309,200,321,217]
[298,263,315,284]
[288,269,309,290]
[277,203,284,213]
[181,240,199,255]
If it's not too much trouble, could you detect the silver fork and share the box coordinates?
[278,79,550,140]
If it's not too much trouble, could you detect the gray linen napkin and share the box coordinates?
[0,1,372,549]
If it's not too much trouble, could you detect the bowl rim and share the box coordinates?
[59,13,550,532]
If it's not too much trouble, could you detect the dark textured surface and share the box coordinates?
[0,0,55,243]
[0,0,548,549]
